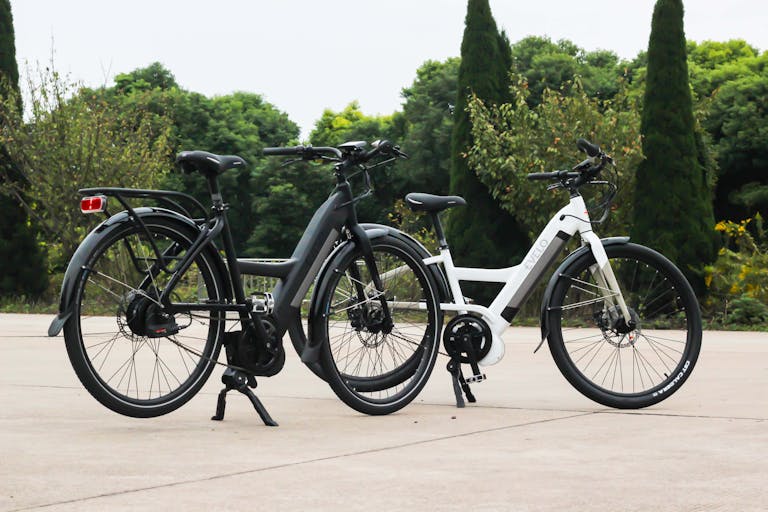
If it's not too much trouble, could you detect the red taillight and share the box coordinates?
[80,195,107,214]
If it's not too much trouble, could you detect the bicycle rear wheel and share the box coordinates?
[547,243,702,409]
[315,235,441,415]
[63,215,226,417]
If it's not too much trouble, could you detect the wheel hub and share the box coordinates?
[346,297,392,338]
[120,291,180,338]
[595,305,641,347]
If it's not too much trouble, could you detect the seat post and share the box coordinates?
[430,212,449,250]
[205,174,246,305]
[206,174,224,210]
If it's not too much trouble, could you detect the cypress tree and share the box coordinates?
[0,0,47,299]
[447,0,528,278]
[632,0,716,292]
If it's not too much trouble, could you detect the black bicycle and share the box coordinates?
[48,140,444,425]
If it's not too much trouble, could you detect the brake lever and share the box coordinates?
[366,156,397,170]
[393,146,409,159]
[280,158,302,167]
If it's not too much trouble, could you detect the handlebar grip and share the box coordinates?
[366,139,393,159]
[527,172,556,180]
[576,138,601,157]
[263,145,305,156]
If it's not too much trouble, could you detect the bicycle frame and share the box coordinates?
[170,174,379,343]
[48,169,387,363]
[419,194,631,367]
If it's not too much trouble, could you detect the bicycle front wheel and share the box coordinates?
[547,243,702,409]
[315,235,441,415]
[63,215,226,417]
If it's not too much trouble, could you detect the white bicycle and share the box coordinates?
[399,139,702,409]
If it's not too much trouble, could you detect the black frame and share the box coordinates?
[79,160,384,354]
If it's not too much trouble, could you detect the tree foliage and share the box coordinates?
[704,216,768,324]
[394,58,459,198]
[0,67,173,269]
[468,78,643,238]
[308,101,398,223]
[448,0,529,272]
[509,36,625,106]
[245,161,330,258]
[98,63,301,253]
[0,0,47,298]
[632,0,716,290]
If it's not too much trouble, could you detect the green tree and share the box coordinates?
[391,58,460,199]
[0,0,47,298]
[448,0,529,277]
[677,42,768,221]
[468,78,643,239]
[100,64,301,253]
[687,40,760,98]
[0,66,173,270]
[114,61,178,93]
[509,36,624,106]
[309,101,398,223]
[246,161,331,258]
[310,101,394,148]
[705,72,768,220]
[632,0,716,291]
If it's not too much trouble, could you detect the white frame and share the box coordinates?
[415,194,630,367]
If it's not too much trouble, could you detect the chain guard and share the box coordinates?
[443,314,492,364]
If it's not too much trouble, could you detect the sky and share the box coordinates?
[11,0,768,140]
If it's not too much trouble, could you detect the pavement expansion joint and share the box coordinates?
[7,412,595,512]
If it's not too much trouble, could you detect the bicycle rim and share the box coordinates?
[72,222,224,410]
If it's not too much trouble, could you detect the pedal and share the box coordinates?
[447,359,478,406]
[251,292,274,314]
[465,373,486,384]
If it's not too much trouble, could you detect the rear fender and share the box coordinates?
[48,208,231,337]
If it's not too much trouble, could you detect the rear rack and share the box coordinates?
[79,187,210,222]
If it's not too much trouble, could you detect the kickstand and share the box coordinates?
[447,359,476,408]
[211,368,278,426]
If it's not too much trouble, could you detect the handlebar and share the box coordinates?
[527,170,579,181]
[262,145,343,159]
[262,139,407,167]
[576,138,601,157]
[526,138,611,187]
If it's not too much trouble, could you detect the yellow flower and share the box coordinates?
[704,274,713,288]
[738,265,750,281]
[714,221,727,232]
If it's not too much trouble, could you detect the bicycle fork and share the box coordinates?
[582,233,633,326]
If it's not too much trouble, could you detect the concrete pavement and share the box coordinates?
[1,313,766,511]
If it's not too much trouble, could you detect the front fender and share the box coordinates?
[48,208,231,337]
[539,236,630,342]
[289,224,440,371]
[301,233,385,364]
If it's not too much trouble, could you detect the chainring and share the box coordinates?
[442,314,492,363]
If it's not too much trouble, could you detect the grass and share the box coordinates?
[2,296,766,333]
[0,298,58,315]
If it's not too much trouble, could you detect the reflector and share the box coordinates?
[80,195,107,214]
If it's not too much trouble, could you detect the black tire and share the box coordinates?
[547,243,702,409]
[315,235,441,415]
[63,216,226,417]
